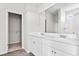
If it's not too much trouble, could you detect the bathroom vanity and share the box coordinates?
[27,33,79,56]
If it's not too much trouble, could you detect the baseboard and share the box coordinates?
[8,42,21,45]
[23,48,31,53]
[0,51,7,55]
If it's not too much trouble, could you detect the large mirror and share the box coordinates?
[45,3,79,34]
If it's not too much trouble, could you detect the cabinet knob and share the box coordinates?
[51,50,54,52]
[54,52,56,54]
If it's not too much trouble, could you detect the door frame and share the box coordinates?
[8,12,22,44]
[6,10,24,53]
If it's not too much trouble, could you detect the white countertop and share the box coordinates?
[28,33,79,46]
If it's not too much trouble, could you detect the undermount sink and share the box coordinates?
[60,34,77,39]
[40,33,45,35]
[42,33,60,38]
[60,35,66,38]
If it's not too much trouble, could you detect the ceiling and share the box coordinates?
[0,3,55,12]
[25,3,45,8]
[25,3,53,12]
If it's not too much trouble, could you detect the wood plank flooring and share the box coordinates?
[1,49,34,56]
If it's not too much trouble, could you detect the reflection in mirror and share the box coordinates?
[45,8,58,33]
[65,8,79,34]
[45,3,79,34]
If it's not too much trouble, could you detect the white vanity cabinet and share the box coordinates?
[42,38,69,56]
[28,33,76,56]
[42,45,69,56]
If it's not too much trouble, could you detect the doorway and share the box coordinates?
[8,12,22,52]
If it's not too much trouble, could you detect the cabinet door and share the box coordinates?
[42,45,54,56]
[31,36,42,56]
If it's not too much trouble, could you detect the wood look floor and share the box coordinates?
[0,42,34,56]
[8,42,22,52]
[1,49,34,56]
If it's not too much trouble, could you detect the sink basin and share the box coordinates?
[60,33,77,39]
[60,35,66,38]
[40,33,45,35]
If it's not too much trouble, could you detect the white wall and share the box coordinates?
[25,11,40,33]
[0,3,53,54]
[24,11,41,51]
[0,9,8,54]
[0,3,25,55]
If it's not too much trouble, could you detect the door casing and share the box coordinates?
[6,10,24,53]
